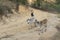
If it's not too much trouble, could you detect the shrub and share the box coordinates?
[0,5,13,20]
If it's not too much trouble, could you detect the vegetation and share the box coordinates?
[0,0,14,20]
[9,0,28,11]
[31,0,60,12]
[0,0,28,20]
[0,0,60,20]
[56,0,60,4]
[31,0,41,8]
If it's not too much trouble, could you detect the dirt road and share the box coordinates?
[0,7,60,40]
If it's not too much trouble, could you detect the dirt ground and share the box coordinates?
[0,5,60,40]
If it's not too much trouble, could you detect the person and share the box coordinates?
[31,10,34,17]
[30,10,36,24]
[31,12,34,17]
